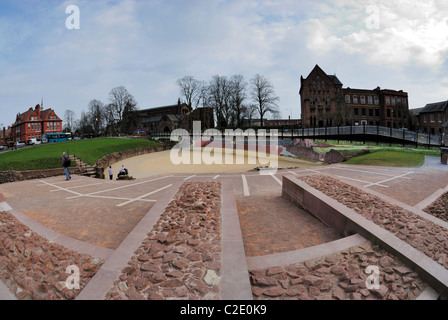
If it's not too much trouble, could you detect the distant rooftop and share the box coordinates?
[420,101,448,114]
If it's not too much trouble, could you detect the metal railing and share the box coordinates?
[148,125,444,147]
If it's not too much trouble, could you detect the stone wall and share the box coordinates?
[284,146,322,162]
[95,145,166,179]
[0,168,79,185]
[0,143,166,184]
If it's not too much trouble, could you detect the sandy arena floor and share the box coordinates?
[108,149,320,179]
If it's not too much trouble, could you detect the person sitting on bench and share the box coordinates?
[118,164,128,178]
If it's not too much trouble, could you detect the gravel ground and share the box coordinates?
[0,211,104,300]
[105,181,222,300]
[424,191,448,223]
[299,175,448,272]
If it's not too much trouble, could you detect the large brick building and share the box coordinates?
[134,101,214,134]
[300,65,409,129]
[11,104,63,143]
[418,100,448,136]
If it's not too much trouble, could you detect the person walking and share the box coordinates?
[108,166,113,180]
[62,152,71,181]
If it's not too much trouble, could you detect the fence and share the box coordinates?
[149,125,444,148]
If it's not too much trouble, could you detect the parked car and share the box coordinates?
[15,141,26,148]
[0,145,6,150]
[28,138,42,145]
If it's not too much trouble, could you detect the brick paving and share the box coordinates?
[105,182,222,300]
[0,210,103,300]
[0,156,447,300]
[250,242,425,300]
[236,193,340,257]
[300,175,448,272]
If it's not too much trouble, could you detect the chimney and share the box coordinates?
[35,104,41,116]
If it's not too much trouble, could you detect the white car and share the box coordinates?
[28,138,42,145]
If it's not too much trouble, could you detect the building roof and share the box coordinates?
[166,114,181,121]
[302,65,343,86]
[420,101,448,114]
[343,88,377,94]
[145,116,163,123]
[13,105,61,126]
[138,103,190,113]
[328,75,343,86]
[410,107,424,116]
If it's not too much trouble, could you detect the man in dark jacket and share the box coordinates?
[62,152,71,181]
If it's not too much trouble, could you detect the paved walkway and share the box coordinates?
[0,155,447,300]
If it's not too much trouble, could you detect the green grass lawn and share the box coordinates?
[344,150,426,167]
[0,138,159,171]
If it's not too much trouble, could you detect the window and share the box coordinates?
[430,114,435,122]
[374,97,379,105]
[369,109,374,117]
[386,97,391,105]
[354,108,359,116]
[368,96,373,104]
[353,96,358,104]
[345,95,351,103]
[375,109,379,117]
[424,115,427,123]
[360,96,366,104]
[439,113,443,122]
[28,124,31,130]
[362,108,366,116]
[387,109,391,117]
[392,97,396,105]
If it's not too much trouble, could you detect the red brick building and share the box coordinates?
[300,65,409,128]
[11,104,63,143]
[418,100,448,136]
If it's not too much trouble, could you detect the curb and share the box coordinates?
[221,181,253,300]
[282,174,448,298]
[76,180,183,300]
[246,234,367,271]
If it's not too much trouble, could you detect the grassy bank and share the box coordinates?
[312,140,440,167]
[0,138,159,171]
[343,151,426,167]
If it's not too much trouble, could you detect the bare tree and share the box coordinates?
[207,75,232,128]
[121,99,139,134]
[229,74,247,128]
[104,103,117,136]
[79,111,93,136]
[250,74,280,127]
[87,99,105,135]
[176,76,202,109]
[63,109,76,133]
[242,104,257,127]
[109,86,136,129]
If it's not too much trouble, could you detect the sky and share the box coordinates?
[1,0,448,128]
